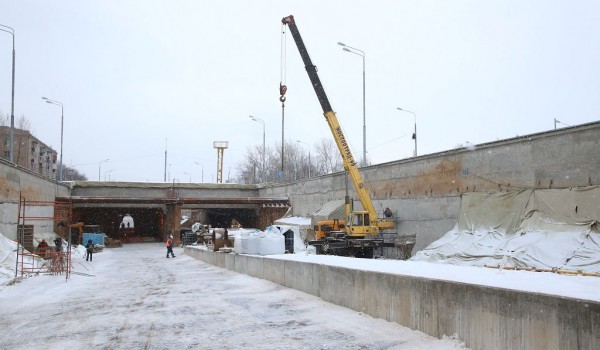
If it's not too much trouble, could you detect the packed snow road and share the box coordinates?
[0,244,466,350]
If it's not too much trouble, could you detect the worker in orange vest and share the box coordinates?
[166,234,175,258]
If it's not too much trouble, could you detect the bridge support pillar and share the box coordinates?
[164,203,182,245]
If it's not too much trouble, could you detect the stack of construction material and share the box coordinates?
[234,231,285,256]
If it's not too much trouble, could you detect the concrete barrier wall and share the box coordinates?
[0,158,70,240]
[259,122,600,252]
[185,248,600,350]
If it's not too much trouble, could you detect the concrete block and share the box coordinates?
[388,274,419,328]
[245,255,264,279]
[224,253,235,271]
[202,250,210,264]
[262,258,285,285]
[363,271,393,320]
[214,251,226,268]
[576,301,600,350]
[234,254,249,275]
[319,265,362,311]
[234,254,263,279]
[283,260,320,296]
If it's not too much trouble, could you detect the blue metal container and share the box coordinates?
[83,233,105,246]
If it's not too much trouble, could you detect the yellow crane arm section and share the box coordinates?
[324,110,378,218]
[282,15,392,230]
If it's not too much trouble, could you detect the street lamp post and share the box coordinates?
[296,140,311,178]
[98,158,109,181]
[338,42,366,166]
[184,171,191,182]
[42,97,64,180]
[249,115,265,182]
[554,118,569,129]
[105,169,113,181]
[194,161,204,182]
[0,24,15,163]
[397,107,417,157]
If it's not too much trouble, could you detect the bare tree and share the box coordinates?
[314,138,343,175]
[234,137,345,184]
[62,165,88,181]
[0,112,8,126]
[236,145,265,184]
[16,114,31,130]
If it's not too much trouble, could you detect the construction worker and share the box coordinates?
[53,237,63,252]
[384,207,393,218]
[166,234,175,258]
[37,239,49,257]
[86,239,94,262]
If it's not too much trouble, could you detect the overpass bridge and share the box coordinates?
[59,182,290,243]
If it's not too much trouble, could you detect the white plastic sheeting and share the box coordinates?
[0,232,45,283]
[412,187,600,273]
[272,216,310,253]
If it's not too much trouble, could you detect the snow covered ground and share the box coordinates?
[0,243,467,350]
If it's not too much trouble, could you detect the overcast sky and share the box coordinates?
[1,1,598,182]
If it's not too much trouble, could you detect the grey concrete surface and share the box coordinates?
[0,158,69,240]
[261,122,600,251]
[186,247,600,350]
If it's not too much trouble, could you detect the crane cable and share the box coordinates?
[279,23,287,102]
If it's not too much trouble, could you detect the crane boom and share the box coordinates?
[282,15,393,236]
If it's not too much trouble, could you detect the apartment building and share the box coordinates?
[0,126,58,178]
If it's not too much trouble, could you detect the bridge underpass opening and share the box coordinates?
[184,205,289,231]
[72,207,163,243]
[204,208,257,229]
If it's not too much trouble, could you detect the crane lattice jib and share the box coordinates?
[281,15,379,221]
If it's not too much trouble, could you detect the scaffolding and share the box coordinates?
[15,195,73,280]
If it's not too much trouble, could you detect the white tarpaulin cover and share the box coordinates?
[0,232,46,283]
[412,187,600,273]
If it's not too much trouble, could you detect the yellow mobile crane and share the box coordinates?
[282,15,396,258]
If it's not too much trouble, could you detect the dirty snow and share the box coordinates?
[0,243,468,350]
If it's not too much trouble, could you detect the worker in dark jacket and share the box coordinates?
[384,207,393,218]
[166,235,175,258]
[54,237,63,252]
[86,239,94,261]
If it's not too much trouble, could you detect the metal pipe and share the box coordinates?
[0,25,15,163]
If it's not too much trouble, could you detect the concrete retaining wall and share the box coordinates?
[0,158,69,240]
[260,122,600,252]
[185,248,600,350]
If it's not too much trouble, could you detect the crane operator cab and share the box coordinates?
[348,211,374,237]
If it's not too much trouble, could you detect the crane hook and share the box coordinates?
[279,83,287,102]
